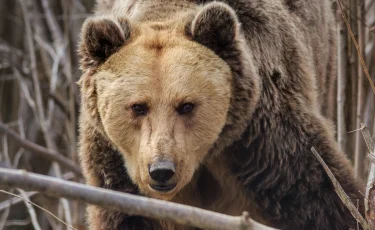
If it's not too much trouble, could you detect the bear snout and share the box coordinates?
[148,160,177,192]
[149,161,175,182]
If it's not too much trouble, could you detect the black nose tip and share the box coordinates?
[149,161,175,183]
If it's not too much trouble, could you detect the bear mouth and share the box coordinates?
[149,183,177,192]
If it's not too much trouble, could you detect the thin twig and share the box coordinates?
[338,0,370,27]
[359,123,375,228]
[19,0,46,127]
[336,16,347,151]
[0,197,11,230]
[337,0,375,95]
[311,147,369,230]
[13,68,38,119]
[353,0,365,179]
[41,0,63,46]
[4,219,31,227]
[0,191,37,211]
[16,189,42,230]
[60,198,73,229]
[348,128,363,134]
[0,190,76,230]
[0,168,277,230]
[48,91,70,118]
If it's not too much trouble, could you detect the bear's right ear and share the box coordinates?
[188,2,239,54]
[79,17,130,71]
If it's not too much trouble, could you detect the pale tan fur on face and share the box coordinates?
[94,24,232,200]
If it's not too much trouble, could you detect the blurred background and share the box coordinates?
[0,0,374,229]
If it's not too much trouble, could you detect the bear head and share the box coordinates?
[78,2,259,200]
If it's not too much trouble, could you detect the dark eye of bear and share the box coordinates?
[177,103,194,115]
[132,104,148,116]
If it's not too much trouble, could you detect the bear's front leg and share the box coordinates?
[87,205,162,230]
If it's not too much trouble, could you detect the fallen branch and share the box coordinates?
[311,147,369,230]
[0,168,277,230]
[0,122,82,176]
[0,172,75,212]
[359,123,375,228]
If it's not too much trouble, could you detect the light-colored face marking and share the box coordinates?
[95,26,232,200]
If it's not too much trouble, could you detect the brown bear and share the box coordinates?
[77,0,363,229]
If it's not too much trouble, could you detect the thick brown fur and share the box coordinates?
[78,0,363,230]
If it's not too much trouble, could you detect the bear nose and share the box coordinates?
[149,161,175,183]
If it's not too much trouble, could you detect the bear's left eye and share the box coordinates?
[177,103,194,115]
[132,104,148,116]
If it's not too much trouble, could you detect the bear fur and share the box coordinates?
[78,0,363,229]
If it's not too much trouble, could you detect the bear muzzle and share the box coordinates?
[148,160,177,193]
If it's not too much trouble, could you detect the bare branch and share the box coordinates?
[0,189,76,230]
[4,219,31,227]
[18,0,46,126]
[40,0,63,46]
[17,189,42,230]
[354,0,366,179]
[48,91,70,118]
[0,168,277,230]
[336,0,375,95]
[13,68,38,119]
[336,16,347,151]
[360,123,375,227]
[0,196,11,230]
[0,122,82,176]
[0,191,37,211]
[60,198,73,229]
[311,147,369,230]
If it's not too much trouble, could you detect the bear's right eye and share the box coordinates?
[177,103,194,115]
[131,104,148,116]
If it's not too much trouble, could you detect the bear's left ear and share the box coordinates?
[79,16,131,72]
[188,2,239,53]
